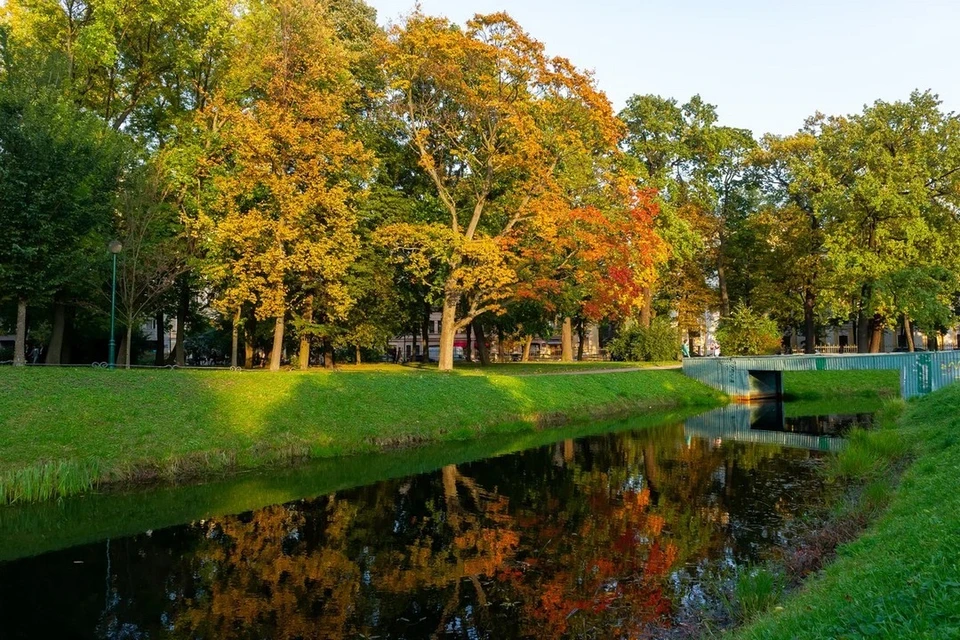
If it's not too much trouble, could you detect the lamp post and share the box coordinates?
[107,240,123,368]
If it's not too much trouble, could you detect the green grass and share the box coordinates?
[783,369,901,401]
[735,383,960,639]
[0,366,721,504]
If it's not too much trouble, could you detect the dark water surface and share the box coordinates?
[0,404,874,639]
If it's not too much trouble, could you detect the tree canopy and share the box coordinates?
[2,2,959,367]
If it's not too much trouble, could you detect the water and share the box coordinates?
[0,404,874,639]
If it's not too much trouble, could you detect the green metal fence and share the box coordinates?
[681,351,960,400]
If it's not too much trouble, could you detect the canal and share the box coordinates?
[0,402,876,638]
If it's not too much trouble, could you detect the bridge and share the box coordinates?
[682,351,960,401]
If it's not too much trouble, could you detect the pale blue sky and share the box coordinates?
[367,0,959,137]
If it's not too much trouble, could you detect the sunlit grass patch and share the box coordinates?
[0,366,724,504]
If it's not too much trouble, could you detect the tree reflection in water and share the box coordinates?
[0,420,838,639]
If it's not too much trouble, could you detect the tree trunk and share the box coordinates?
[46,301,66,365]
[717,250,730,317]
[576,318,586,361]
[116,335,127,367]
[124,324,133,369]
[13,297,27,366]
[869,314,884,353]
[323,338,334,370]
[355,345,361,365]
[298,335,310,370]
[299,295,313,371]
[904,315,915,352]
[437,292,459,372]
[640,285,653,329]
[227,310,237,367]
[61,306,74,364]
[474,321,491,366]
[243,311,255,369]
[561,317,574,362]
[928,333,939,352]
[269,315,283,371]
[803,286,816,355]
[421,302,430,364]
[856,285,871,353]
[154,310,164,366]
[522,335,532,362]
[857,313,870,353]
[175,279,188,367]
[465,323,473,362]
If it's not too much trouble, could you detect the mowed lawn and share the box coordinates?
[0,365,721,503]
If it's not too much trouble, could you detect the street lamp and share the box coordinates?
[107,240,123,369]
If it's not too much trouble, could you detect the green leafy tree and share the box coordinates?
[0,36,125,365]
[812,92,960,352]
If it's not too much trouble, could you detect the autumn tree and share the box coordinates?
[381,12,623,370]
[197,0,373,370]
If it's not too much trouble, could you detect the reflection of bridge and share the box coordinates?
[684,404,848,453]
[682,352,960,401]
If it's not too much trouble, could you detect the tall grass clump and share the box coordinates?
[732,566,785,622]
[0,460,101,504]
[825,400,911,483]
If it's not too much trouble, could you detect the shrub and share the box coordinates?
[608,317,680,362]
[715,303,781,356]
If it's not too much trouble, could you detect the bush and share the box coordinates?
[715,303,781,356]
[608,317,680,362]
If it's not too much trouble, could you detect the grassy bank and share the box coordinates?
[782,369,901,401]
[0,408,701,562]
[736,383,960,639]
[0,366,722,504]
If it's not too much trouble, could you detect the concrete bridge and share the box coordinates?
[682,351,960,401]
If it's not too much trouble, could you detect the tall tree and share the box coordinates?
[381,12,623,370]
[750,130,824,352]
[812,92,960,352]
[197,0,373,371]
[0,34,125,365]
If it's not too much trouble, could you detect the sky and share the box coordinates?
[366,0,960,137]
